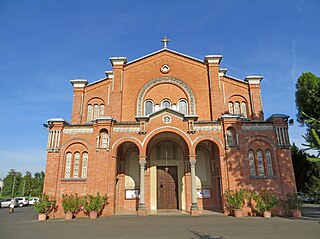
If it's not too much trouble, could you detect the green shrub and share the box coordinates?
[286,192,303,210]
[82,193,108,212]
[62,194,82,213]
[225,189,246,209]
[255,192,280,212]
[33,194,56,214]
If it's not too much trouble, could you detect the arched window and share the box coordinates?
[228,102,234,114]
[100,130,109,149]
[144,100,154,115]
[81,152,88,178]
[241,102,247,118]
[93,104,99,119]
[178,99,188,115]
[226,128,237,147]
[64,148,89,179]
[161,99,171,109]
[234,101,240,115]
[256,149,265,176]
[248,150,256,177]
[73,152,80,178]
[87,105,93,121]
[248,148,274,178]
[265,149,273,176]
[100,104,105,116]
[65,152,72,178]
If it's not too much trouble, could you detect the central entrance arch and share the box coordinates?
[146,132,189,211]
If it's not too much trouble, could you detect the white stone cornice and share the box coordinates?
[219,68,227,77]
[204,55,222,64]
[105,71,114,79]
[63,128,93,134]
[70,79,88,88]
[244,76,263,84]
[109,57,127,66]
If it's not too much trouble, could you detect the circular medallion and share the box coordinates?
[162,115,171,124]
[160,64,170,74]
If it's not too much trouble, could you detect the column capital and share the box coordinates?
[139,159,146,167]
[189,155,196,160]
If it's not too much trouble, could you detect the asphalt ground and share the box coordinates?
[0,205,319,239]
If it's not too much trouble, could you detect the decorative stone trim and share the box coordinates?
[162,115,171,124]
[63,128,93,134]
[194,126,222,132]
[242,125,273,131]
[136,76,196,116]
[61,178,87,182]
[250,176,277,180]
[113,127,140,133]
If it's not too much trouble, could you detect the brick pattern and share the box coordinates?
[44,49,296,218]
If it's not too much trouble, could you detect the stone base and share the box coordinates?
[190,208,200,216]
[137,208,147,216]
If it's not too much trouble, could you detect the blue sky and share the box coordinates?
[0,0,319,179]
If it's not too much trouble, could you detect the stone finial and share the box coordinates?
[70,79,88,88]
[204,55,222,65]
[105,71,114,79]
[219,68,227,77]
[161,36,170,49]
[244,76,263,84]
[109,57,127,67]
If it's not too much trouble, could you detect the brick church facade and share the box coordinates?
[43,41,296,217]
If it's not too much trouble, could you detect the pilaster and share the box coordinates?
[245,76,264,120]
[109,57,127,121]
[205,55,223,120]
[70,79,88,124]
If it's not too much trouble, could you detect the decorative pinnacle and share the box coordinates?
[161,36,170,49]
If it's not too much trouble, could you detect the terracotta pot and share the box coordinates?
[65,212,73,220]
[38,213,47,221]
[291,210,301,218]
[263,211,271,218]
[223,209,230,216]
[89,211,98,219]
[233,209,243,218]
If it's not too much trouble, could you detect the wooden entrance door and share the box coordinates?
[157,166,178,209]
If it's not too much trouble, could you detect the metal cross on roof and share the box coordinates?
[161,36,170,49]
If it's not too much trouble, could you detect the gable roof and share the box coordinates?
[126,48,205,66]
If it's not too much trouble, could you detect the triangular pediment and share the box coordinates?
[126,48,205,67]
[149,107,185,120]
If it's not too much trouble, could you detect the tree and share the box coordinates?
[1,170,45,198]
[32,171,45,197]
[1,169,22,197]
[295,72,320,124]
[295,72,320,161]
[291,144,320,193]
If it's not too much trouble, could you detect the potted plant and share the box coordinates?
[33,194,56,221]
[286,192,303,218]
[225,189,246,217]
[255,192,280,218]
[82,193,108,219]
[62,194,82,220]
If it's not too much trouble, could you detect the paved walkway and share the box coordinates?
[0,205,319,239]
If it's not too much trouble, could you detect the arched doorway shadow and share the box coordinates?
[195,140,222,212]
[115,141,140,214]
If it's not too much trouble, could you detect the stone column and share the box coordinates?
[138,156,147,215]
[189,156,199,216]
